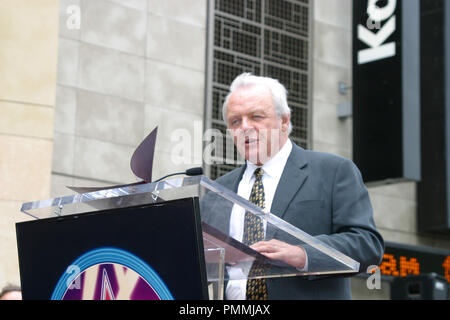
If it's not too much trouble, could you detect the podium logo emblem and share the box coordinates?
[51,247,174,300]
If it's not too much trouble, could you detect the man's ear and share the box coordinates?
[281,114,291,132]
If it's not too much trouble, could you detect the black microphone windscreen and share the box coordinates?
[185,167,203,176]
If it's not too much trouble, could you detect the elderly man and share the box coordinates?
[207,73,384,300]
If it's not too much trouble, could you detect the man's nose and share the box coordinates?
[241,117,253,131]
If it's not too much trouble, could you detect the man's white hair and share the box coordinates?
[222,73,292,134]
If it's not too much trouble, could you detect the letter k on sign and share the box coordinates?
[357,0,397,64]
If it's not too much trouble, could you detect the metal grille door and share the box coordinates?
[206,0,311,179]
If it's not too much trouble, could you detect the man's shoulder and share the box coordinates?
[292,143,351,166]
[292,145,363,181]
[289,143,363,179]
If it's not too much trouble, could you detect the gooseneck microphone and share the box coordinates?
[153,167,203,183]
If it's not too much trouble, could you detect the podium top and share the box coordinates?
[20,175,360,279]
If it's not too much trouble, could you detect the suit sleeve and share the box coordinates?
[308,158,385,273]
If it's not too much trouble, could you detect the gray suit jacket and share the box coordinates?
[203,141,384,299]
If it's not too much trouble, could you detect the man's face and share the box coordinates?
[226,85,290,165]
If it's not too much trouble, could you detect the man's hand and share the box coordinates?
[250,239,307,269]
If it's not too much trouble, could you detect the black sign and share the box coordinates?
[353,0,421,184]
[417,0,450,234]
[16,198,208,300]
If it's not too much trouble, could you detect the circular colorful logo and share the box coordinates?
[51,247,173,300]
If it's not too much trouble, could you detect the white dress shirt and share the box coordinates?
[226,139,293,300]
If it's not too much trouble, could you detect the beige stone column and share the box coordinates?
[0,0,59,288]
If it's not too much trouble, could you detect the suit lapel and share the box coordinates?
[212,164,247,234]
[269,143,308,221]
[230,164,246,192]
[214,145,308,239]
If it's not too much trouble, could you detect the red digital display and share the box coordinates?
[380,243,450,282]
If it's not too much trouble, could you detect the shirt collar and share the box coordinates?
[242,139,293,183]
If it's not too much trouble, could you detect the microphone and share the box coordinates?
[154,167,203,182]
[185,167,203,176]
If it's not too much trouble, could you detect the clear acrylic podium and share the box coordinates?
[20,175,360,300]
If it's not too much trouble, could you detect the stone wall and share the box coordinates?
[52,0,207,198]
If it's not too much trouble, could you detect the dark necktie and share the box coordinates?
[243,167,268,300]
